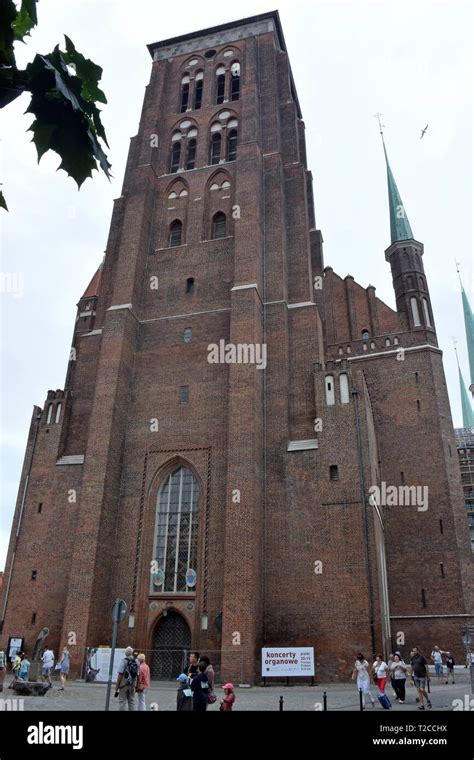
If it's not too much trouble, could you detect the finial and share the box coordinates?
[374,112,386,142]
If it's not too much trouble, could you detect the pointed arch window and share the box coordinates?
[410,297,421,327]
[209,132,221,165]
[170,135,181,173]
[194,72,203,109]
[46,404,53,424]
[216,66,226,104]
[186,138,197,170]
[55,403,62,424]
[230,62,240,101]
[339,373,349,404]
[407,276,414,290]
[422,298,432,327]
[227,128,238,161]
[180,75,190,112]
[169,220,183,247]
[151,466,200,593]
[212,212,226,239]
[325,375,335,406]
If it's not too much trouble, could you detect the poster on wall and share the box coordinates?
[261,647,315,677]
[7,637,24,661]
[88,648,126,683]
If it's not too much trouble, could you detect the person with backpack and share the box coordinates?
[176,673,193,711]
[115,646,140,711]
[190,661,210,712]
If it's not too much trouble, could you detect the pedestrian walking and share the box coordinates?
[431,646,445,682]
[115,646,139,711]
[19,653,31,681]
[41,647,54,689]
[199,655,216,705]
[410,647,432,710]
[352,653,375,708]
[8,652,22,689]
[372,655,389,694]
[387,653,397,698]
[176,673,193,711]
[58,647,70,690]
[445,652,455,684]
[390,654,407,703]
[136,653,151,711]
[220,683,235,711]
[187,651,200,681]
[0,649,6,692]
[191,661,210,712]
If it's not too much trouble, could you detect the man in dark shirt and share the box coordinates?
[410,647,431,710]
[187,651,200,681]
[190,661,209,712]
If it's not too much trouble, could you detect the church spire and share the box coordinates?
[375,114,414,243]
[459,274,474,397]
[455,343,474,427]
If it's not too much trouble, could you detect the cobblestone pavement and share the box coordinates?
[1,668,472,711]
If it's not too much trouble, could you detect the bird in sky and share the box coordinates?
[420,124,429,139]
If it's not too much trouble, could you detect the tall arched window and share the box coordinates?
[339,373,349,404]
[152,466,200,593]
[407,276,414,290]
[209,132,221,165]
[410,297,421,327]
[212,212,226,239]
[170,134,181,173]
[194,72,203,109]
[186,137,197,170]
[230,62,240,101]
[169,220,183,247]
[55,403,62,423]
[180,75,190,112]
[46,404,53,424]
[216,66,226,104]
[422,298,432,327]
[325,375,335,406]
[227,128,238,161]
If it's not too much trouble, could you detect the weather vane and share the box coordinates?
[373,112,386,137]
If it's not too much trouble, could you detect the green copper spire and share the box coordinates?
[456,350,474,427]
[382,140,414,244]
[461,283,474,390]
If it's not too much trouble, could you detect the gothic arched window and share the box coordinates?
[170,134,181,173]
[212,212,226,239]
[325,375,335,406]
[209,132,221,165]
[410,297,421,327]
[227,128,238,161]
[194,72,203,109]
[180,76,190,113]
[169,219,183,247]
[152,466,200,593]
[216,66,225,104]
[230,62,240,101]
[422,298,432,327]
[186,137,197,170]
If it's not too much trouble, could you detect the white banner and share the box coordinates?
[90,648,126,683]
[261,647,315,677]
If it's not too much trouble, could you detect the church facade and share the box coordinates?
[1,11,472,683]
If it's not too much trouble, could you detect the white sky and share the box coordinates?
[0,0,472,569]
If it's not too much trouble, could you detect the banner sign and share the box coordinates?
[89,648,126,683]
[261,647,315,676]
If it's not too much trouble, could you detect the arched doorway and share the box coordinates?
[151,611,191,680]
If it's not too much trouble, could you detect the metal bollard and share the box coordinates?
[279,695,284,711]
[323,690,327,711]
[359,688,364,711]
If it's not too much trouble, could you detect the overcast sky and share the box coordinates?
[0,0,472,569]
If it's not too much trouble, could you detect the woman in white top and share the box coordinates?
[390,654,407,703]
[373,655,389,694]
[353,653,375,707]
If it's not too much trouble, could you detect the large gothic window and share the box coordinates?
[152,466,199,593]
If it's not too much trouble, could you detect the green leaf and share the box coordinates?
[0,189,8,211]
[12,0,38,41]
[62,35,107,104]
[28,119,56,160]
[0,0,18,66]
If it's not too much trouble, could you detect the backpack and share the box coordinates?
[123,657,139,685]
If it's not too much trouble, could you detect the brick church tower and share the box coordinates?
[1,11,472,684]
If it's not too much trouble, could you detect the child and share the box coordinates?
[176,673,193,711]
[220,682,235,711]
[445,652,455,684]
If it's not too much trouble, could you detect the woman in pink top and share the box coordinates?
[136,654,151,711]
[220,683,235,711]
